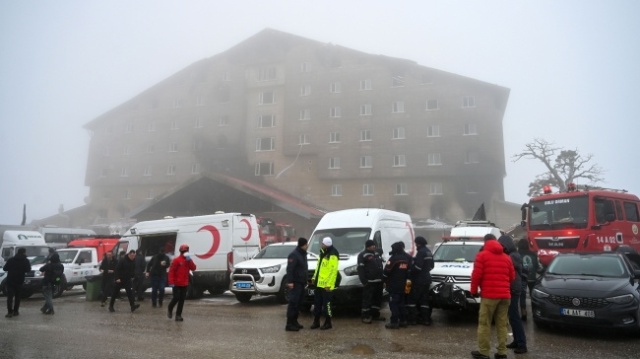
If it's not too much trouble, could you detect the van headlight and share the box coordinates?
[343,265,358,276]
[606,294,634,304]
[260,265,281,274]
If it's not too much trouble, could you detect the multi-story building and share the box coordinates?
[82,28,510,233]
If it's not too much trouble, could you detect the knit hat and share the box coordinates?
[322,237,332,246]
[365,239,376,248]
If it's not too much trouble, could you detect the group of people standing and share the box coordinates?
[284,235,434,332]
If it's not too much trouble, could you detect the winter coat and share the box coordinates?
[286,246,308,285]
[312,246,339,290]
[146,253,171,277]
[99,256,117,278]
[168,254,196,287]
[410,245,434,286]
[357,249,384,284]
[40,253,64,286]
[383,243,412,294]
[498,235,523,297]
[115,255,136,281]
[3,252,31,287]
[470,239,515,299]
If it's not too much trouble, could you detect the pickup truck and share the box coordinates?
[24,247,101,298]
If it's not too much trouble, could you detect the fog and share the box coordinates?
[1,1,639,224]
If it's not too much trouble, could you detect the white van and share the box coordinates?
[305,208,415,307]
[0,230,51,296]
[116,213,261,297]
[39,226,96,249]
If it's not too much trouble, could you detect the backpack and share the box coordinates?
[52,266,64,284]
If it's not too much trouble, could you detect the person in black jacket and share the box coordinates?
[146,249,171,307]
[499,235,528,354]
[99,251,117,307]
[108,250,140,313]
[357,239,385,324]
[383,241,412,329]
[406,236,435,325]
[285,237,308,332]
[3,247,31,318]
[134,249,147,301]
[39,252,64,315]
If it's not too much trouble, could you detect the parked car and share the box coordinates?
[531,251,640,332]
[230,242,300,303]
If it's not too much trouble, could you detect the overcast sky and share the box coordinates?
[1,1,639,225]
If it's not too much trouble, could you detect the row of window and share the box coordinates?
[322,152,479,169]
[100,163,201,178]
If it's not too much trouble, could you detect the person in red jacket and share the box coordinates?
[470,234,515,359]
[167,244,196,322]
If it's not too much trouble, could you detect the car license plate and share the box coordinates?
[236,282,252,289]
[561,308,595,318]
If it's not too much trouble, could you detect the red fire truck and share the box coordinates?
[521,183,640,266]
[256,217,296,248]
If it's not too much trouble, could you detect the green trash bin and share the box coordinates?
[85,275,103,301]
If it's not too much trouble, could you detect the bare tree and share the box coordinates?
[513,138,604,196]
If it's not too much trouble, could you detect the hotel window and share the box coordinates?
[462,96,476,108]
[300,62,310,72]
[330,82,342,93]
[122,145,130,156]
[195,95,204,106]
[463,123,477,135]
[146,189,154,199]
[330,107,341,118]
[392,75,405,87]
[299,109,311,121]
[329,132,341,143]
[428,153,442,166]
[257,114,275,128]
[257,67,277,81]
[255,162,274,176]
[395,183,408,196]
[298,134,310,145]
[360,129,372,142]
[392,127,405,140]
[194,117,204,128]
[219,115,229,126]
[124,123,133,134]
[143,166,152,177]
[169,143,178,153]
[359,79,372,91]
[259,91,275,105]
[430,182,443,195]
[255,137,275,151]
[120,167,129,177]
[427,125,440,137]
[147,121,156,132]
[331,184,343,197]
[191,163,200,174]
[360,156,372,168]
[145,144,155,154]
[300,84,311,96]
[329,157,341,169]
[392,101,405,113]
[166,164,176,176]
[362,183,374,196]
[123,190,131,200]
[360,104,372,116]
[393,154,406,167]
[465,151,479,164]
[170,120,179,130]
[426,99,439,111]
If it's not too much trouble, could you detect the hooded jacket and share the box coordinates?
[470,238,515,299]
[498,235,523,296]
[40,253,64,286]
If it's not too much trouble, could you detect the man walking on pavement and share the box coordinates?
[357,239,385,323]
[99,251,117,307]
[406,236,434,326]
[470,234,515,359]
[310,237,339,330]
[383,241,412,329]
[285,237,308,332]
[108,250,140,313]
[146,248,171,308]
[167,244,196,321]
[3,247,31,318]
[39,252,64,315]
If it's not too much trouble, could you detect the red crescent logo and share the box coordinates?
[240,218,252,242]
[196,225,221,259]
[406,222,416,256]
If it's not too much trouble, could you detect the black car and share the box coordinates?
[532,251,640,332]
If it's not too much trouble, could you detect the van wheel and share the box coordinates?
[208,287,226,296]
[235,293,252,303]
[276,278,289,304]
[186,283,203,299]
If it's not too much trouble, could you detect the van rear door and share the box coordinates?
[230,215,261,266]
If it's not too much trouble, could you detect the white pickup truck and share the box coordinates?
[24,247,101,298]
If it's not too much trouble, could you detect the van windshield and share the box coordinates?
[57,250,79,264]
[308,228,371,256]
[20,246,51,264]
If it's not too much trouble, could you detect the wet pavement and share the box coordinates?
[1,290,639,359]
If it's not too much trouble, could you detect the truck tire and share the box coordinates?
[235,293,252,303]
[276,278,289,304]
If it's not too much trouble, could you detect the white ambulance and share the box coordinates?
[115,213,261,298]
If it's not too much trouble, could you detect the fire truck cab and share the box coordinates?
[522,184,640,266]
